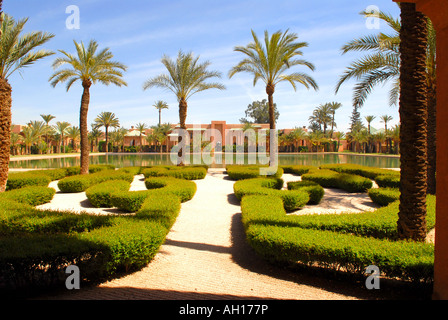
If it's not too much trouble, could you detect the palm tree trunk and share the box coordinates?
[427,84,437,195]
[105,126,109,153]
[159,109,162,126]
[266,83,278,166]
[178,98,188,166]
[397,3,428,242]
[80,81,91,175]
[0,79,12,192]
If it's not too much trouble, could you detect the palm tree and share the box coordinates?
[88,124,103,152]
[334,131,345,153]
[135,122,148,152]
[143,50,225,165]
[290,127,307,152]
[397,3,428,242]
[153,100,169,126]
[27,120,48,153]
[365,115,376,153]
[94,111,120,153]
[327,102,342,137]
[365,115,376,135]
[229,29,318,163]
[66,126,80,151]
[53,121,71,153]
[309,104,332,134]
[0,13,54,192]
[336,5,437,193]
[151,123,172,154]
[380,115,393,153]
[40,114,56,153]
[49,40,127,174]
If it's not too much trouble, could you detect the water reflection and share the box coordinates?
[9,153,400,169]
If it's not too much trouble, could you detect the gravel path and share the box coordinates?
[36,169,417,300]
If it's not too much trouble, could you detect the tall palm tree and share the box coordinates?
[40,114,56,153]
[336,5,437,194]
[135,122,148,152]
[397,3,428,242]
[143,50,225,165]
[53,121,71,153]
[94,111,120,153]
[380,114,393,153]
[153,100,169,126]
[0,13,54,192]
[365,115,376,153]
[229,29,318,163]
[327,102,342,137]
[49,40,127,174]
[229,29,318,130]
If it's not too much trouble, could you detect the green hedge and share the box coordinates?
[281,165,318,176]
[240,194,435,283]
[320,163,399,180]
[111,177,197,213]
[233,178,309,212]
[0,169,193,296]
[368,188,401,207]
[287,181,325,205]
[58,170,134,193]
[302,170,373,193]
[86,180,132,208]
[141,166,207,180]
[375,174,400,188]
[6,172,52,190]
[0,186,55,207]
[226,165,284,180]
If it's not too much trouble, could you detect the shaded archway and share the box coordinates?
[393,0,448,300]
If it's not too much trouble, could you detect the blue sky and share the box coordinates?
[5,0,401,133]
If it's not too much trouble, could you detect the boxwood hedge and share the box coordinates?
[226,165,283,180]
[240,194,435,284]
[58,170,135,193]
[0,165,197,296]
[233,178,309,212]
[141,165,207,180]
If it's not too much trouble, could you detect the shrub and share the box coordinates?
[0,186,55,206]
[281,165,318,176]
[240,194,435,283]
[287,181,325,205]
[141,166,207,180]
[58,170,134,193]
[320,164,399,180]
[375,174,400,188]
[368,188,400,206]
[234,178,309,212]
[226,165,283,180]
[136,194,181,229]
[86,180,131,208]
[6,172,51,190]
[302,170,372,193]
[111,177,197,213]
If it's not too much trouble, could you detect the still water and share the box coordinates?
[9,153,400,169]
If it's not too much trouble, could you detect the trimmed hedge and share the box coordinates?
[240,194,435,283]
[0,186,55,207]
[234,178,309,212]
[368,188,400,207]
[281,165,318,176]
[86,180,131,208]
[302,170,373,193]
[6,172,52,190]
[287,181,325,205]
[375,174,400,188]
[320,163,399,180]
[141,166,207,180]
[0,167,196,296]
[58,170,134,193]
[111,177,197,213]
[226,165,284,181]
